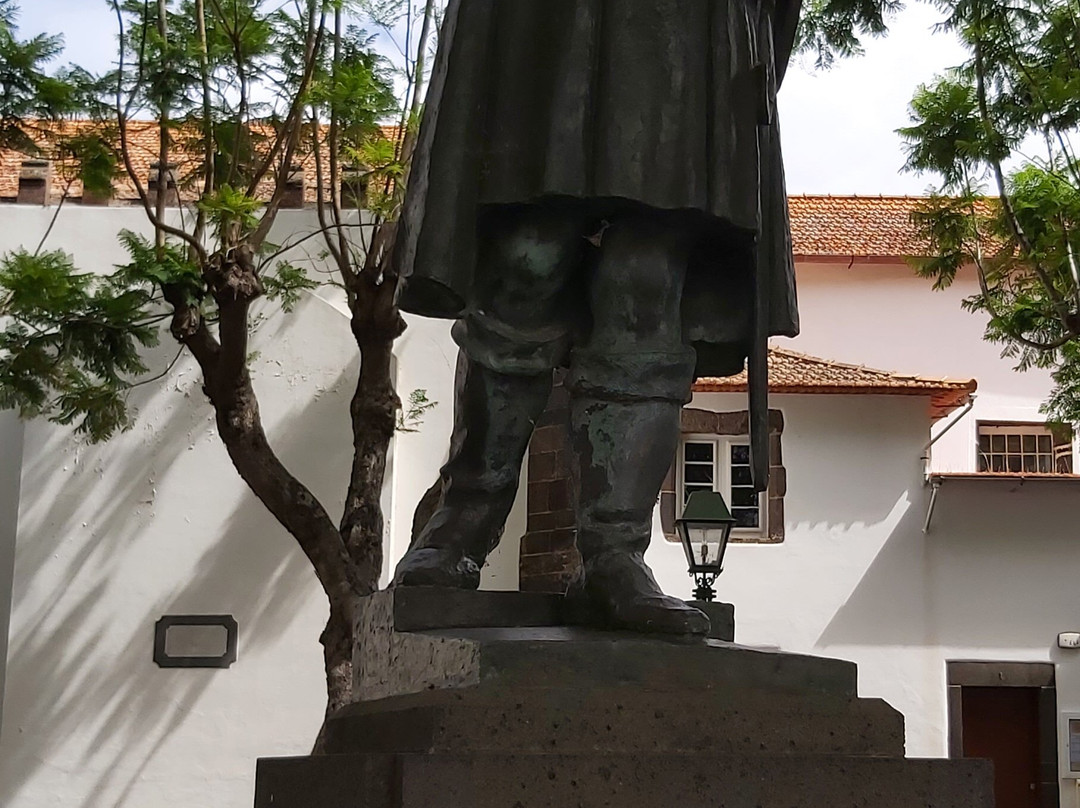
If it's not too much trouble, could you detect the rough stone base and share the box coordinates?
[254,589,993,808]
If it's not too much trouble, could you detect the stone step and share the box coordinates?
[325,686,906,757]
[255,752,993,808]
[358,586,735,639]
[356,625,858,702]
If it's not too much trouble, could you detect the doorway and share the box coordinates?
[948,661,1058,808]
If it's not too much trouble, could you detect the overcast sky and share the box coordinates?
[17,0,967,196]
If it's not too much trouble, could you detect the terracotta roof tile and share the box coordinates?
[0,120,400,205]
[0,124,990,261]
[694,347,977,419]
[788,194,996,259]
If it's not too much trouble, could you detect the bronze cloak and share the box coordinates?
[394,0,801,377]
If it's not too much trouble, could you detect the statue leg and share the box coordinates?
[393,204,586,588]
[566,214,709,635]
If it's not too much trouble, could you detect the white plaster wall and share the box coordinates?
[789,261,1063,473]
[0,203,522,807]
[0,206,381,807]
[0,410,24,729]
[642,391,1080,804]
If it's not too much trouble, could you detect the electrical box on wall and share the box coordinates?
[1059,633,1080,649]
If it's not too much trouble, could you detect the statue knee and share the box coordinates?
[589,218,690,340]
[475,204,588,319]
[567,346,696,403]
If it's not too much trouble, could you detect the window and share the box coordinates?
[977,423,1073,474]
[660,408,785,543]
[680,437,763,530]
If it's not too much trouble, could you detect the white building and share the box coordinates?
[1,194,1078,807]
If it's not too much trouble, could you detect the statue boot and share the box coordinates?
[393,353,552,588]
[565,395,710,636]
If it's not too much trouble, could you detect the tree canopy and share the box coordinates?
[0,0,438,740]
[898,0,1080,423]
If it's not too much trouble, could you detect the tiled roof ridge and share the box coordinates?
[787,193,996,201]
[764,345,974,389]
[693,346,978,419]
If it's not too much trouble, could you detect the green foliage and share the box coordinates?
[0,250,163,441]
[900,0,1080,424]
[115,229,204,305]
[395,388,436,432]
[196,184,263,244]
[263,261,317,312]
[62,132,122,199]
[0,0,84,152]
[796,0,902,68]
[0,0,409,450]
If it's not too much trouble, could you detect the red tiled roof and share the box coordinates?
[0,124,992,261]
[788,195,997,259]
[694,347,977,419]
[0,120,401,205]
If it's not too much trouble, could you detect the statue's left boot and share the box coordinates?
[393,353,553,588]
[565,395,709,636]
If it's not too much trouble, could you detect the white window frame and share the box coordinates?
[976,422,1074,474]
[677,434,766,538]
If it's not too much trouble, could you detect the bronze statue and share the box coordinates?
[391,0,801,635]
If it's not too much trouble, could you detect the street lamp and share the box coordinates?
[676,490,736,602]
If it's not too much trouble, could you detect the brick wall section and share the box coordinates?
[519,373,581,594]
[519,398,788,593]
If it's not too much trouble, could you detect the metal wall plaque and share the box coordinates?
[154,614,238,669]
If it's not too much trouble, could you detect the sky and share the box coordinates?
[16,0,969,196]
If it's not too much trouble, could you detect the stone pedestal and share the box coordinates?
[255,589,991,807]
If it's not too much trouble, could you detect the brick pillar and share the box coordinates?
[519,372,581,593]
[17,160,51,205]
[280,164,305,208]
[147,162,179,207]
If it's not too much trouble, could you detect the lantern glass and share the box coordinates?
[679,522,731,573]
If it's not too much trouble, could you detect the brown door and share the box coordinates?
[962,686,1041,808]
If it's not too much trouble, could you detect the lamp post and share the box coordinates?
[676,490,736,602]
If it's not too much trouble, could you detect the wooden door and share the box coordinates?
[962,686,1042,808]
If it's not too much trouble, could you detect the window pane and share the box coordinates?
[1007,434,1021,453]
[684,465,714,484]
[991,454,1005,472]
[990,434,1005,452]
[1023,455,1036,472]
[684,443,714,463]
[683,483,712,505]
[979,434,990,453]
[1022,434,1036,453]
[1039,434,1053,453]
[978,453,989,472]
[730,444,750,465]
[1008,455,1022,472]
[731,488,758,507]
[1038,455,1052,473]
[732,466,754,487]
[733,508,759,528]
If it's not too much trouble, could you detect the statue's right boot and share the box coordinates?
[565,395,710,636]
[392,354,552,589]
